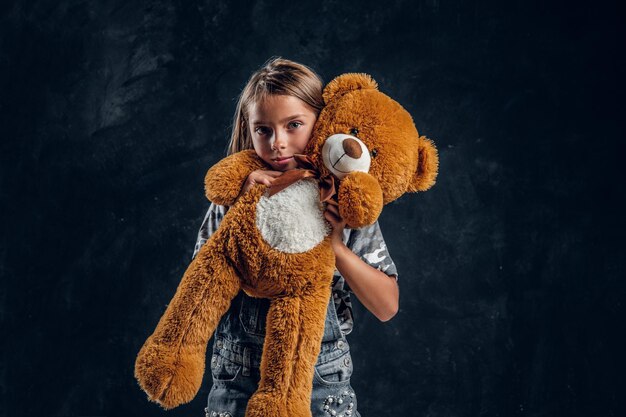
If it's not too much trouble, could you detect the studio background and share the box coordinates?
[1,1,624,416]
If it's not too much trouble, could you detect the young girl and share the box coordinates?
[194,57,399,417]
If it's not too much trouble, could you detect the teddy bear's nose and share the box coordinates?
[343,138,363,158]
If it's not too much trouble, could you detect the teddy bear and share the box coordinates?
[134,73,439,416]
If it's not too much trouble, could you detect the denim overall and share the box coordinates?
[204,291,361,417]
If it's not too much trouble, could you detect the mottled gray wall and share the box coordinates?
[1,0,624,416]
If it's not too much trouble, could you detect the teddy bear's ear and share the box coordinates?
[407,136,439,192]
[323,73,379,104]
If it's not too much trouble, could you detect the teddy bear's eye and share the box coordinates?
[350,127,359,136]
[371,149,378,158]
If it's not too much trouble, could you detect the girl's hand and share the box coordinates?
[241,170,283,195]
[324,203,347,253]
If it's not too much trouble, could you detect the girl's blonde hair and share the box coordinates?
[227,57,324,155]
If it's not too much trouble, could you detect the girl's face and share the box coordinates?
[247,95,318,171]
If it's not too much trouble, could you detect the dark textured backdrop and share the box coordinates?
[1,1,624,416]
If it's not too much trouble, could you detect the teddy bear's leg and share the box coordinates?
[245,296,302,417]
[285,285,333,417]
[135,240,241,409]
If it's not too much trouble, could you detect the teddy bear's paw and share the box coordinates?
[338,171,383,228]
[245,390,285,417]
[135,341,204,409]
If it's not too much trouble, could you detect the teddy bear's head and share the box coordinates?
[303,73,438,223]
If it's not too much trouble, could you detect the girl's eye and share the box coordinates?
[288,121,302,129]
[255,126,271,135]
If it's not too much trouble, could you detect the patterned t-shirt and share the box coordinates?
[192,203,398,335]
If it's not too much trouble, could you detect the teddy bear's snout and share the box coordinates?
[321,134,371,179]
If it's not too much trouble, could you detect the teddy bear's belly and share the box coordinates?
[255,178,330,253]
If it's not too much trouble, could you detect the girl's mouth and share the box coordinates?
[273,156,293,166]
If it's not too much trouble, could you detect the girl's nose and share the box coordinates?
[272,131,287,150]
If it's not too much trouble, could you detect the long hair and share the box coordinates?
[227,57,324,155]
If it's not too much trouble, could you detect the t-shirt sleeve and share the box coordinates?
[345,221,399,280]
[191,202,227,260]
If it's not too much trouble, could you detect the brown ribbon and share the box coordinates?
[268,154,338,206]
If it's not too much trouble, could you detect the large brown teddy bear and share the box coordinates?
[134,73,439,416]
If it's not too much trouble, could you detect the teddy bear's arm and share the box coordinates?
[134,233,241,409]
[338,171,384,229]
[204,149,268,206]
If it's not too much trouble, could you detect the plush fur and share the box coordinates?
[135,73,439,416]
[256,178,330,253]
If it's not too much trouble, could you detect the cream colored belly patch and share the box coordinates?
[255,178,330,253]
